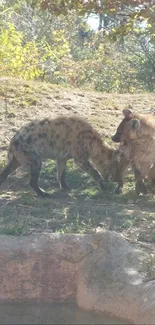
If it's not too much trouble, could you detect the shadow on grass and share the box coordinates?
[0,160,155,243]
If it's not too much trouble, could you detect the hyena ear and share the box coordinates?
[129,118,140,130]
[123,109,133,119]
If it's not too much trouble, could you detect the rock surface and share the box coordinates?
[0,231,155,324]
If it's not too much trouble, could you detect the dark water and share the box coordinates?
[0,302,129,324]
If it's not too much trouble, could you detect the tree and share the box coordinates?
[1,0,155,92]
[0,23,42,79]
[39,0,154,36]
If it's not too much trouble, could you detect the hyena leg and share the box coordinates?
[0,156,20,185]
[56,158,68,190]
[114,161,129,194]
[29,156,50,197]
[134,167,148,195]
[148,164,155,184]
[75,159,105,190]
[114,172,124,194]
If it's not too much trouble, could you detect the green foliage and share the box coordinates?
[1,0,155,92]
[39,0,151,16]
[0,23,41,79]
[0,21,70,81]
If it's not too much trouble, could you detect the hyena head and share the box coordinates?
[112,109,134,143]
[119,118,141,143]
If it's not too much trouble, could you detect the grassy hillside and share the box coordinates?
[0,77,155,270]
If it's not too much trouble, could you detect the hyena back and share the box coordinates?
[0,116,122,197]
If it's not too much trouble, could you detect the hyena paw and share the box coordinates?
[60,184,70,191]
[98,180,105,191]
[135,182,148,195]
[38,191,52,198]
[114,187,123,195]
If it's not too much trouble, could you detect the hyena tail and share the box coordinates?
[0,156,20,185]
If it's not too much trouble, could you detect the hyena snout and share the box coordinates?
[111,132,121,143]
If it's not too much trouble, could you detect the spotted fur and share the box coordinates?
[0,116,123,197]
[112,109,155,194]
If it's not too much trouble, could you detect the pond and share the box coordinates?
[0,302,130,324]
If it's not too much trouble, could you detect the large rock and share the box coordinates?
[0,231,155,324]
[76,231,155,324]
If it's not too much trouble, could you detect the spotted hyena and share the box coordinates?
[113,116,155,195]
[0,116,124,197]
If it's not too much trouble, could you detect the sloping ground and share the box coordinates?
[0,77,155,269]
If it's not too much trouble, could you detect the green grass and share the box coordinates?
[0,158,155,246]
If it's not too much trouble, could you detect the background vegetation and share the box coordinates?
[1,0,155,92]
